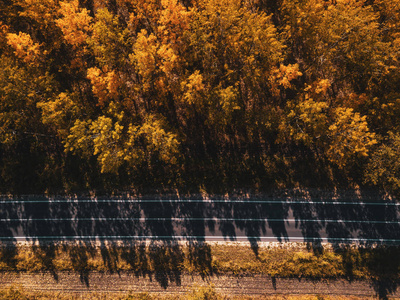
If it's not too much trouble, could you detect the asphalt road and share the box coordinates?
[1,195,399,244]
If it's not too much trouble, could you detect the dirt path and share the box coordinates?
[0,272,392,297]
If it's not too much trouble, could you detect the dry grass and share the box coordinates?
[0,285,378,300]
[0,242,388,279]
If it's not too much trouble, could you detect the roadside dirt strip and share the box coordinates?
[0,272,393,297]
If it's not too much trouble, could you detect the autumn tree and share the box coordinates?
[365,132,400,195]
[182,0,288,148]
[0,0,399,193]
[0,28,61,192]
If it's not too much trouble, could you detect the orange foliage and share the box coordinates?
[56,0,93,49]
[87,67,121,107]
[6,32,41,64]
[270,64,302,96]
[158,0,191,46]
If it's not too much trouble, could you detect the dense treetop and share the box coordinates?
[1,0,400,195]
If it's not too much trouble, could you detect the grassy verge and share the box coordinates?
[0,242,399,298]
[0,285,375,300]
[0,242,393,279]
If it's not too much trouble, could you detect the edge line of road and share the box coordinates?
[0,199,399,205]
[0,217,399,223]
[1,236,400,243]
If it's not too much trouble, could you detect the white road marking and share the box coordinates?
[1,236,400,243]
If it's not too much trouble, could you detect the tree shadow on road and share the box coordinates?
[0,189,399,298]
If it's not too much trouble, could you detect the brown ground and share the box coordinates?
[0,272,391,297]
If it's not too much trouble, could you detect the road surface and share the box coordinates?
[0,193,399,244]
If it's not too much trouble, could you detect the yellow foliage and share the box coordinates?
[89,8,131,68]
[0,54,57,146]
[314,79,330,95]
[17,0,59,26]
[374,0,400,44]
[2,0,396,187]
[154,1,186,87]
[365,132,400,193]
[64,108,179,173]
[128,0,161,33]
[189,0,284,101]
[270,64,302,96]
[218,86,240,119]
[56,0,93,49]
[65,108,126,173]
[87,67,121,107]
[125,115,179,166]
[158,0,191,47]
[327,107,377,168]
[6,32,41,64]
[282,0,387,89]
[0,115,14,145]
[65,119,92,154]
[303,79,331,99]
[90,115,125,173]
[130,30,159,91]
[182,70,205,105]
[37,92,81,137]
[157,44,178,76]
[281,99,329,146]
[281,90,377,167]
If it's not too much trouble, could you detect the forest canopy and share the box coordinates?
[0,0,400,195]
